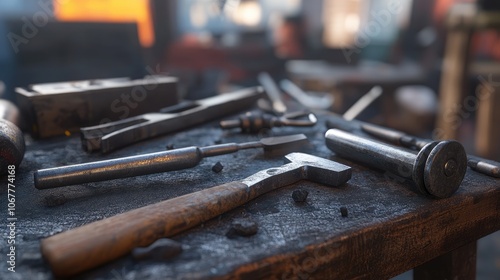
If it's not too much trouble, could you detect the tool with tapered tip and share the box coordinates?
[40,152,351,278]
[34,134,308,189]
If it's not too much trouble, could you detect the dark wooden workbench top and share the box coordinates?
[1,114,499,279]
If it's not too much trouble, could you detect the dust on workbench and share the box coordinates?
[0,115,498,280]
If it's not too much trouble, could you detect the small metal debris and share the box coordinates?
[212,162,224,173]
[292,189,309,203]
[43,194,67,207]
[340,206,348,217]
[166,144,175,150]
[226,218,258,238]
[132,238,182,261]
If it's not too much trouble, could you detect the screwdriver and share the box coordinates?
[34,134,308,189]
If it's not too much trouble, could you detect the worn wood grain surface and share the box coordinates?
[0,113,498,279]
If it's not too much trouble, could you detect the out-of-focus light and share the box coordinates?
[54,0,154,47]
[231,1,262,27]
[322,0,362,48]
[344,13,360,33]
[190,3,208,28]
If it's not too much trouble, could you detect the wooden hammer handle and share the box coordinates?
[41,181,251,278]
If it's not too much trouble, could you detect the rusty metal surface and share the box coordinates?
[0,114,499,279]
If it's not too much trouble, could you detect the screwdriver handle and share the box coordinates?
[41,181,251,278]
[34,147,204,189]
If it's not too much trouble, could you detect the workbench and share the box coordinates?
[1,113,499,279]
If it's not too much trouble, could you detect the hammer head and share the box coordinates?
[285,153,352,187]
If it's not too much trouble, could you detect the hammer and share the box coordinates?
[40,153,351,277]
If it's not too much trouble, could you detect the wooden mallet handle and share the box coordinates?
[41,182,251,278]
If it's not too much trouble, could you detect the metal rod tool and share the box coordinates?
[257,72,287,115]
[342,86,383,121]
[326,129,468,198]
[220,111,317,133]
[279,79,333,109]
[360,124,500,178]
[80,86,264,153]
[326,115,500,178]
[40,152,351,278]
[35,134,308,189]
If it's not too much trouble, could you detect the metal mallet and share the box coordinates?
[360,124,500,178]
[325,129,468,198]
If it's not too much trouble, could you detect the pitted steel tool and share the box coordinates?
[219,111,317,133]
[80,86,264,153]
[35,134,308,189]
[40,152,352,278]
[360,124,500,178]
[326,129,467,198]
[325,114,500,178]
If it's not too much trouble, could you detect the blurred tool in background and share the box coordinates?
[280,79,333,110]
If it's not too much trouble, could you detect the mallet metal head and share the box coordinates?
[412,141,467,198]
[242,153,352,191]
[284,153,352,186]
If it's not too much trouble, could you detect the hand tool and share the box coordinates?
[326,129,467,198]
[80,86,265,153]
[35,134,308,189]
[321,84,383,131]
[15,76,179,138]
[342,86,383,121]
[361,124,500,178]
[279,79,333,110]
[0,99,25,176]
[40,152,352,277]
[257,72,287,115]
[326,114,500,179]
[219,111,317,133]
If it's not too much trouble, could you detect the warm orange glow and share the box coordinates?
[54,0,154,47]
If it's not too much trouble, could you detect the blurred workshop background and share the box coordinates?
[0,0,498,278]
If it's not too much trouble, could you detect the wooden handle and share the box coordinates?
[41,181,251,278]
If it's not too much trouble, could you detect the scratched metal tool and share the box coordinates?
[361,124,500,178]
[326,114,500,179]
[326,129,468,198]
[80,86,264,153]
[35,134,308,189]
[40,152,352,278]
